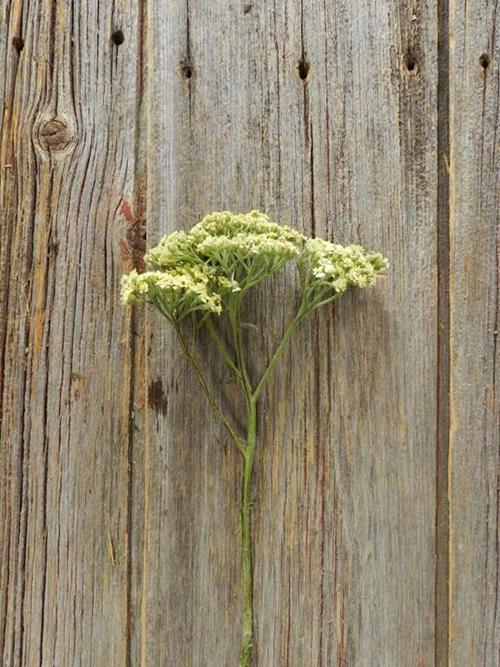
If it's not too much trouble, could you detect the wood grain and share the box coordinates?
[144,0,439,664]
[1,0,499,664]
[0,1,145,665]
[449,0,500,663]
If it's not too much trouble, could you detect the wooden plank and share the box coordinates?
[144,0,439,664]
[449,1,500,663]
[0,1,144,664]
[436,1,451,664]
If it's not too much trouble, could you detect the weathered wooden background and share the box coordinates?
[0,0,498,665]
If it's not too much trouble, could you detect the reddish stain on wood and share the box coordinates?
[119,197,146,271]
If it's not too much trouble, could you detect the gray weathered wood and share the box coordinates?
[2,0,499,664]
[144,1,439,664]
[448,1,500,663]
[0,1,144,664]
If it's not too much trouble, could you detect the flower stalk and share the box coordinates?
[121,209,388,665]
[240,399,256,667]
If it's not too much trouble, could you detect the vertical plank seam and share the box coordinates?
[129,0,149,663]
[436,0,451,663]
[140,0,154,661]
[0,4,21,654]
[185,0,193,124]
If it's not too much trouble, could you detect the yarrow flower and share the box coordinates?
[120,266,233,322]
[121,210,388,667]
[145,231,199,269]
[299,238,388,298]
[122,210,387,323]
[190,210,306,293]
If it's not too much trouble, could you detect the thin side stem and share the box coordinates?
[253,293,340,400]
[308,292,341,312]
[239,400,256,667]
[229,301,253,403]
[205,316,241,378]
[253,313,303,400]
[174,325,245,455]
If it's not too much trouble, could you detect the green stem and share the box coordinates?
[229,300,253,403]
[308,292,341,312]
[174,325,245,455]
[253,312,303,401]
[239,400,256,667]
[252,293,340,401]
[205,317,241,378]
[176,291,338,666]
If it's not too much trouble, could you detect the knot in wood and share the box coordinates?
[38,118,72,152]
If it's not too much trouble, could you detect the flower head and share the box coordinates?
[144,231,199,269]
[120,266,226,322]
[299,238,388,298]
[190,210,305,292]
[121,210,387,323]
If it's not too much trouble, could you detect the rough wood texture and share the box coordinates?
[0,0,498,665]
[0,1,145,665]
[144,0,439,665]
[449,1,500,664]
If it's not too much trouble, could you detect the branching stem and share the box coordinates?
[178,291,340,665]
[179,295,337,665]
[253,312,304,401]
[174,325,245,455]
[205,317,241,378]
[229,301,253,404]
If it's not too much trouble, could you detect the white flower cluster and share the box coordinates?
[121,210,388,322]
[190,210,305,293]
[120,266,228,321]
[145,231,198,269]
[190,210,304,245]
[300,238,388,295]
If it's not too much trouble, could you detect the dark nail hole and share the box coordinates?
[298,59,310,81]
[12,36,24,53]
[404,52,417,71]
[479,53,490,69]
[111,30,125,46]
[243,3,253,12]
[181,62,193,79]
